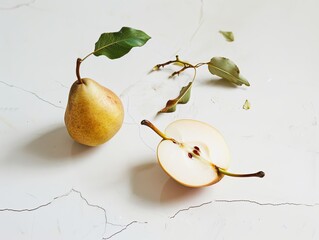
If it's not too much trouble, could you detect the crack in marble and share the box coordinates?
[189,0,205,44]
[170,198,319,219]
[173,0,205,55]
[119,93,156,153]
[2,189,317,236]
[215,199,319,207]
[0,189,108,236]
[0,80,64,109]
[170,201,212,219]
[55,81,69,89]
[71,189,108,237]
[0,188,148,239]
[0,0,35,10]
[121,95,138,126]
[0,189,74,213]
[103,220,148,239]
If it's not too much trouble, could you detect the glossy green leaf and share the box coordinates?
[94,27,151,59]
[208,57,250,86]
[158,82,192,113]
[219,31,234,42]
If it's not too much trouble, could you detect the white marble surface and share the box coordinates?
[1,0,319,239]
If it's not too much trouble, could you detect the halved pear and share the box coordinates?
[141,119,264,187]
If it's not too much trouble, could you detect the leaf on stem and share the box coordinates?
[158,82,192,113]
[219,31,234,42]
[208,57,250,86]
[94,27,151,59]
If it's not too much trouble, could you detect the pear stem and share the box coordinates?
[141,120,179,143]
[76,58,83,84]
[190,151,265,178]
[218,168,265,178]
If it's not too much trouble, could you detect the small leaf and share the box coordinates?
[219,31,234,42]
[208,57,250,86]
[178,84,192,104]
[94,27,151,59]
[158,82,192,113]
[243,99,251,110]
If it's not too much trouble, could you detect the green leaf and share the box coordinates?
[243,99,251,110]
[94,27,151,59]
[158,82,192,113]
[208,57,250,86]
[219,31,234,42]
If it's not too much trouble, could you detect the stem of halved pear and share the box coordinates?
[218,168,265,178]
[191,148,264,178]
[141,120,180,144]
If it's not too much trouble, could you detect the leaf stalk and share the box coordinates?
[154,55,206,77]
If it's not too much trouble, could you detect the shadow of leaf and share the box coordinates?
[201,78,239,89]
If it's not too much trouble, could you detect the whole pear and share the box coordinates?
[65,78,124,146]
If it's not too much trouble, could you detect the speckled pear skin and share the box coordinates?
[65,78,124,146]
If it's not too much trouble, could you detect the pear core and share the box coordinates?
[157,119,231,187]
[65,78,124,146]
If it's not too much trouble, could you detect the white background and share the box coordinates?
[0,0,318,239]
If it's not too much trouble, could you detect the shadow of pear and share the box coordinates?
[24,125,94,162]
[160,177,202,203]
[130,162,201,203]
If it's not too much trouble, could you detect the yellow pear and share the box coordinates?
[65,78,124,146]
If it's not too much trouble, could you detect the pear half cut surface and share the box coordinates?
[157,119,230,187]
[141,119,264,188]
[65,78,124,146]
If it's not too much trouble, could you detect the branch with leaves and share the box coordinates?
[152,55,250,113]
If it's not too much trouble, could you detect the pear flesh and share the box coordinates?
[157,119,231,187]
[65,78,124,146]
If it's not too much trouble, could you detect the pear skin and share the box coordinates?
[65,78,124,146]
